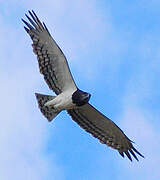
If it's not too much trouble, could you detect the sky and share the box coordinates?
[0,0,160,179]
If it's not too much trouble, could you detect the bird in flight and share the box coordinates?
[22,10,144,161]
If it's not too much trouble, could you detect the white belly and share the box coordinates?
[44,89,76,111]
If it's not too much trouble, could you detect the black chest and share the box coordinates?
[72,89,91,106]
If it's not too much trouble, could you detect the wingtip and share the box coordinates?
[125,151,132,162]
[119,151,124,158]
[31,10,37,18]
[24,26,29,33]
[129,149,139,161]
[21,17,28,33]
[25,13,29,19]
[28,10,34,17]
[132,146,145,159]
[21,18,33,29]
[119,145,144,162]
[21,18,25,23]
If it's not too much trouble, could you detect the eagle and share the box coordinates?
[22,10,144,161]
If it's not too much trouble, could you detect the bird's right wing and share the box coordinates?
[68,103,144,161]
[22,10,77,95]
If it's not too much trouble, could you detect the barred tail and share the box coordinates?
[35,93,61,122]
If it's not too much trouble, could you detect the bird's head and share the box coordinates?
[72,89,91,106]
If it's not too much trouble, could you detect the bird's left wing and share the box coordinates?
[22,10,77,95]
[68,103,144,161]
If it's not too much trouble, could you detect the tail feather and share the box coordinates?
[35,93,61,122]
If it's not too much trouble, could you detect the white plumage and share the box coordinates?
[44,88,77,110]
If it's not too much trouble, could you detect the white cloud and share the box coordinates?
[1,1,160,179]
[1,1,117,179]
[116,55,160,178]
[0,69,64,180]
[19,0,128,83]
[112,32,160,176]
[0,64,65,178]
[0,12,64,180]
[118,106,160,179]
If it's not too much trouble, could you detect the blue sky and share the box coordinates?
[0,0,160,179]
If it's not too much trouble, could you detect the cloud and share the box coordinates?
[19,0,129,83]
[0,11,64,180]
[0,2,124,179]
[1,1,116,179]
[0,69,64,180]
[117,106,160,179]
[1,1,160,179]
[110,31,160,178]
[116,54,160,178]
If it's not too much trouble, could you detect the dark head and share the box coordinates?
[72,89,91,106]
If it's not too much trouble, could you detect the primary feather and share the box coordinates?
[22,10,76,95]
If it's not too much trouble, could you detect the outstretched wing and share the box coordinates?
[22,10,77,95]
[68,103,144,161]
